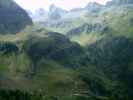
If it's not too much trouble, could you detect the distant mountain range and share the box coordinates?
[29,0,133,23]
[29,2,104,22]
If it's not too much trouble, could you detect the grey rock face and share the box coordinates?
[107,0,133,6]
[67,23,107,37]
[85,2,104,13]
[48,4,68,20]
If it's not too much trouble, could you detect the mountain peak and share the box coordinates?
[49,4,67,12]
[86,2,103,8]
[49,4,57,12]
[85,2,103,12]
[48,4,67,20]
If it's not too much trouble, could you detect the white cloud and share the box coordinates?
[14,0,111,12]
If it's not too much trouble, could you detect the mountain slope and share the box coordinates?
[0,0,32,34]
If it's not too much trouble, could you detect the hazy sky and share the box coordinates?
[14,0,111,12]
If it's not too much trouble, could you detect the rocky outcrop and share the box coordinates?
[0,0,32,34]
[67,23,108,37]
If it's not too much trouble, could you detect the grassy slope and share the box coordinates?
[104,5,133,38]
[71,32,105,46]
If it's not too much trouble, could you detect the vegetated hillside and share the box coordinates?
[0,26,109,100]
[0,0,32,34]
[0,27,90,99]
[67,4,133,46]
[1,27,133,100]
[0,0,133,100]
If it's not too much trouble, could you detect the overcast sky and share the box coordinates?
[14,0,112,12]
